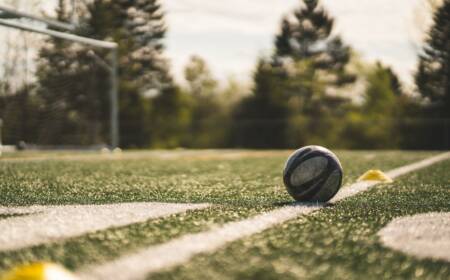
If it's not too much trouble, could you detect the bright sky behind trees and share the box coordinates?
[165,0,425,86]
[13,0,431,86]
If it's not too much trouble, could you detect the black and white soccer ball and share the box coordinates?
[283,145,343,202]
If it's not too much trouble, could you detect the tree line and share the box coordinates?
[0,0,449,149]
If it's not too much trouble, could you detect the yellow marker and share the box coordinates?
[357,169,393,183]
[1,262,78,280]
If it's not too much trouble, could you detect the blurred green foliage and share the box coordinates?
[0,0,448,149]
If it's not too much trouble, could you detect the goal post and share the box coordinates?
[0,118,2,156]
[0,6,119,149]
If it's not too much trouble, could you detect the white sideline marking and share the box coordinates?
[0,202,209,251]
[331,152,450,202]
[78,152,450,280]
[378,212,450,262]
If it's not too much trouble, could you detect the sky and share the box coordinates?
[164,0,426,86]
[2,0,430,87]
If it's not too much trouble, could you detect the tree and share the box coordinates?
[36,0,179,147]
[274,0,355,144]
[0,0,41,95]
[274,0,355,88]
[37,0,109,145]
[112,0,170,91]
[150,85,191,148]
[231,59,291,148]
[232,0,356,149]
[342,62,401,149]
[109,0,179,147]
[184,56,218,98]
[386,67,403,97]
[415,0,450,117]
[283,59,350,148]
[0,0,44,145]
[182,55,227,147]
[414,0,450,149]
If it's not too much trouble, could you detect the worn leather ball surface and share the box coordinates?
[283,145,343,202]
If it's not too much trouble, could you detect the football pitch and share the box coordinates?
[0,150,449,279]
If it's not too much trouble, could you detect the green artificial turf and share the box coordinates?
[0,205,262,272]
[0,150,442,276]
[0,150,435,206]
[150,158,450,280]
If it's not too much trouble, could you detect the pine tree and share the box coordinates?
[414,0,450,149]
[385,67,403,96]
[415,0,450,117]
[341,62,401,149]
[231,59,291,148]
[112,0,170,91]
[275,0,355,147]
[274,0,354,87]
[232,0,355,148]
[105,0,176,147]
[183,56,222,147]
[37,0,179,147]
[37,0,110,145]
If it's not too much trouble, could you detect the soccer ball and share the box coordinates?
[283,145,343,202]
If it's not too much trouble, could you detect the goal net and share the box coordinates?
[0,3,118,151]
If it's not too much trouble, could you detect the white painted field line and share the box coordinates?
[78,152,450,280]
[378,212,450,262]
[0,202,209,251]
[331,152,450,202]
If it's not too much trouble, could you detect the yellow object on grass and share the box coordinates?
[357,169,393,183]
[1,262,78,280]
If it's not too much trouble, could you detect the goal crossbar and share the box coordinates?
[0,4,76,31]
[0,18,117,49]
